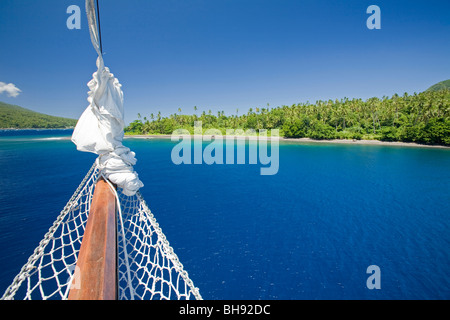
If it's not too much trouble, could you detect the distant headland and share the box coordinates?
[0,101,77,129]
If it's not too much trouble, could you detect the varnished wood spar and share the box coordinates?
[68,178,117,300]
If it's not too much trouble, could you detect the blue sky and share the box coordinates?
[1,0,449,125]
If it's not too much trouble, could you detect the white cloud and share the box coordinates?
[0,82,22,97]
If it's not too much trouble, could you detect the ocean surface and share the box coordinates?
[0,129,449,300]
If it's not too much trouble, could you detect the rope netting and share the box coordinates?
[1,161,201,300]
[116,191,201,300]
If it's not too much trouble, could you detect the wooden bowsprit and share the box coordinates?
[68,178,117,300]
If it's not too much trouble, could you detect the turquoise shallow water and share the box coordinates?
[0,130,449,299]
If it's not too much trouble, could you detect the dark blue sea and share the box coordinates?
[0,129,449,300]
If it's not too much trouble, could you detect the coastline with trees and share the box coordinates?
[125,89,450,147]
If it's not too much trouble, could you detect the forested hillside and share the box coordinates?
[0,102,77,129]
[426,79,450,92]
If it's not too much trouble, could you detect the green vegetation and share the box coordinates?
[126,89,450,146]
[426,79,450,92]
[0,101,77,129]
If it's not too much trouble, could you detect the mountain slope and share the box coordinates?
[426,79,450,92]
[0,101,77,129]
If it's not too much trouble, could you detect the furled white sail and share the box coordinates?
[71,0,143,196]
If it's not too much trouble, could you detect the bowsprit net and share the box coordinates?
[1,160,201,300]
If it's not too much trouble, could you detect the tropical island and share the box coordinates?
[1,81,449,147]
[0,101,77,129]
[126,81,450,146]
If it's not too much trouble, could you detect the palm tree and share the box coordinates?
[368,97,381,134]
[255,107,261,129]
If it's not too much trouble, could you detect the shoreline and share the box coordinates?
[281,137,450,149]
[125,134,450,149]
[0,127,74,130]
[1,129,446,149]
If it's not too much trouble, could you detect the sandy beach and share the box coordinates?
[125,134,449,149]
[281,137,450,149]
